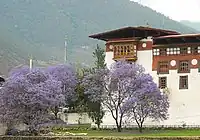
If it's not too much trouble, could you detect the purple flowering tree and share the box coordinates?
[45,64,77,119]
[0,66,64,132]
[122,74,169,133]
[82,61,169,132]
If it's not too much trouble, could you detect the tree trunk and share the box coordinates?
[116,122,122,132]
[54,106,59,121]
[117,126,121,132]
[135,119,144,133]
[97,123,100,130]
[139,126,143,133]
[138,122,143,133]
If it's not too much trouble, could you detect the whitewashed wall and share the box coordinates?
[59,113,92,124]
[104,41,200,127]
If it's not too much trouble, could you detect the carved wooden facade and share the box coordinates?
[152,44,200,73]
[106,40,137,61]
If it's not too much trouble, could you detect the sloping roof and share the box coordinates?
[155,34,200,39]
[89,26,180,41]
[154,34,200,45]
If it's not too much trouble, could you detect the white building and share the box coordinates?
[89,26,200,127]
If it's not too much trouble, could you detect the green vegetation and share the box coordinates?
[55,129,200,137]
[51,124,200,137]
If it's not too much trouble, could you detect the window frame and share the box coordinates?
[153,49,160,56]
[191,46,198,54]
[179,75,188,89]
[180,47,188,55]
[159,77,167,89]
[158,61,169,74]
[178,60,190,73]
[160,48,167,56]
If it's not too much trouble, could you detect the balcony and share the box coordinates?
[112,42,137,61]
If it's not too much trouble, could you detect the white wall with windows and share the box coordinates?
[103,42,200,127]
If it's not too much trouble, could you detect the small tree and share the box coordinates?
[85,44,106,129]
[0,66,65,133]
[123,76,169,133]
[93,44,106,69]
[83,61,169,132]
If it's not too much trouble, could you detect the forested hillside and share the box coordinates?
[0,0,197,75]
[181,20,200,31]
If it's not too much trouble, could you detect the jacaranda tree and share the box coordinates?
[82,61,169,132]
[0,66,65,132]
[122,74,169,132]
[45,64,77,119]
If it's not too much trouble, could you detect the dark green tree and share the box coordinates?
[87,44,106,129]
[93,44,106,69]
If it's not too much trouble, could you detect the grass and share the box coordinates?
[66,129,200,137]
[52,124,200,137]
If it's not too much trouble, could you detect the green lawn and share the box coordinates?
[67,129,200,136]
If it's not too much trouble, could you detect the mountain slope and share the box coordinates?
[0,0,197,75]
[180,20,200,31]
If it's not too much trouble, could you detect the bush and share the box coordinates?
[52,124,91,132]
[5,128,19,136]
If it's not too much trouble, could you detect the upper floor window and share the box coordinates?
[191,46,199,54]
[160,48,167,56]
[159,77,167,89]
[153,49,159,56]
[113,43,137,60]
[167,47,180,55]
[179,76,188,89]
[158,61,169,74]
[178,60,189,73]
[180,47,188,54]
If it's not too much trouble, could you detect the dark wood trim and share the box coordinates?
[179,75,188,89]
[177,60,190,73]
[159,77,167,89]
[157,61,169,74]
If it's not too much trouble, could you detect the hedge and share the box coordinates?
[0,136,200,140]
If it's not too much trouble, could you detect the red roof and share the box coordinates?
[89,26,180,41]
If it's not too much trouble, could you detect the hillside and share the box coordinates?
[180,20,200,31]
[0,0,197,75]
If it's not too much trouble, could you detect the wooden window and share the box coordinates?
[168,48,174,55]
[127,46,130,54]
[179,76,188,89]
[158,61,169,74]
[160,48,167,56]
[179,60,189,73]
[191,46,198,54]
[180,47,188,54]
[159,77,167,89]
[167,47,180,55]
[153,49,159,56]
[121,46,123,55]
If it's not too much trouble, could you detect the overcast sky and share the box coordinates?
[132,0,200,22]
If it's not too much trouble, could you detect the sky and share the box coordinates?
[132,0,200,22]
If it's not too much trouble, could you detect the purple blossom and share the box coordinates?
[46,64,77,101]
[83,61,169,132]
[0,66,67,130]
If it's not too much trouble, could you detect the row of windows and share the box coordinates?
[114,45,137,56]
[159,76,188,90]
[153,46,200,56]
[158,60,191,74]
